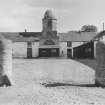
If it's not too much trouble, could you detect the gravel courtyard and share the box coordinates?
[0,58,105,105]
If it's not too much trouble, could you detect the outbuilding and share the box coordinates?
[59,31,97,59]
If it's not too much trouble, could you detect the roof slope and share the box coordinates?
[93,30,105,40]
[0,32,41,42]
[58,31,97,42]
[0,32,19,40]
[0,31,97,42]
[19,32,42,37]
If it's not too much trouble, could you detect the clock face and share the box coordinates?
[44,39,55,45]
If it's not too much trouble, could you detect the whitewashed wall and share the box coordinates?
[60,42,84,58]
[60,42,67,57]
[13,42,27,58]
[71,42,84,57]
[32,42,39,57]
[72,42,84,48]
[94,41,97,58]
[13,41,91,58]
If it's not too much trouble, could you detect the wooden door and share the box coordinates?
[27,48,32,58]
[67,49,72,58]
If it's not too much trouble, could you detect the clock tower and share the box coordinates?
[39,9,60,57]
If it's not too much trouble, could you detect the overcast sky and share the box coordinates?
[0,0,105,32]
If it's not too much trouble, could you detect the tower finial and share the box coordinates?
[44,9,55,19]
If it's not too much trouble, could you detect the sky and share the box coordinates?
[0,0,105,32]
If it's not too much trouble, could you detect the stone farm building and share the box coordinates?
[0,10,97,59]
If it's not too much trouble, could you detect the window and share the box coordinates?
[27,42,32,48]
[44,40,55,45]
[67,41,72,47]
[85,48,92,53]
[51,49,56,53]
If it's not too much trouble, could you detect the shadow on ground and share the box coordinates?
[75,59,97,71]
[42,83,97,87]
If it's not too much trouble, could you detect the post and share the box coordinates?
[95,41,105,87]
[0,35,13,86]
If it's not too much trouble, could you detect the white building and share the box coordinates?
[59,31,97,58]
[0,9,97,59]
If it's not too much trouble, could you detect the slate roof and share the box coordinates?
[12,37,39,42]
[93,30,105,40]
[0,32,19,41]
[19,32,42,37]
[58,31,97,42]
[0,32,41,42]
[0,31,97,42]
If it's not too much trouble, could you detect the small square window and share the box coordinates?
[27,42,32,47]
[67,41,72,47]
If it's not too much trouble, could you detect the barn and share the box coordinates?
[59,31,97,59]
[0,31,97,59]
[73,41,94,59]
[1,32,40,58]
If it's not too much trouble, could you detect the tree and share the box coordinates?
[81,25,98,32]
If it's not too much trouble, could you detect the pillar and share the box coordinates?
[95,41,105,87]
[0,35,13,86]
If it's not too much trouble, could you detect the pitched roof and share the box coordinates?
[12,37,39,42]
[0,31,97,42]
[19,32,42,37]
[0,32,41,42]
[93,30,105,40]
[58,31,97,42]
[1,32,20,40]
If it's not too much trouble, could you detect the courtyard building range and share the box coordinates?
[1,10,97,59]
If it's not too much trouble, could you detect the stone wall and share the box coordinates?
[95,41,105,86]
[0,35,13,86]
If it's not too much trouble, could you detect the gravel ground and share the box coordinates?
[0,58,104,105]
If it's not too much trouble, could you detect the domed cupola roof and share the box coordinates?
[44,9,55,19]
